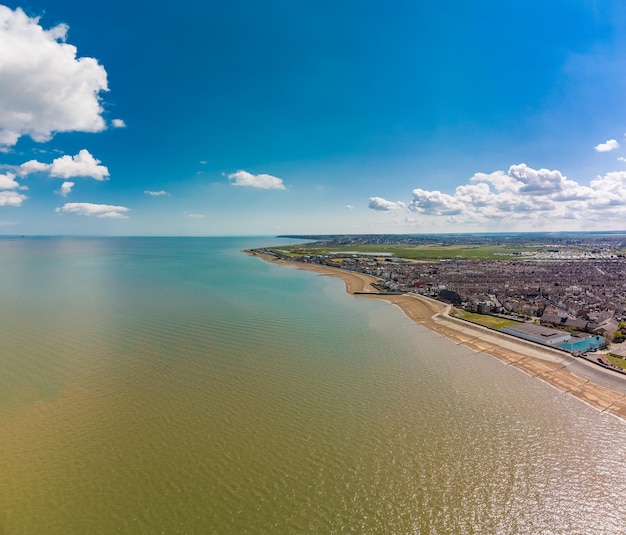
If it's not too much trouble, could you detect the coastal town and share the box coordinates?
[251,232,626,371]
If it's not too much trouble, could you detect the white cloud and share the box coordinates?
[594,139,620,152]
[111,118,126,128]
[57,181,74,197]
[0,172,21,190]
[19,149,109,180]
[507,163,573,194]
[618,157,626,162]
[0,6,108,147]
[404,163,626,225]
[227,170,286,190]
[49,150,109,180]
[55,202,129,218]
[0,190,28,206]
[589,171,626,192]
[409,189,464,216]
[346,204,353,209]
[144,190,170,196]
[185,212,205,219]
[368,197,406,211]
[18,159,49,175]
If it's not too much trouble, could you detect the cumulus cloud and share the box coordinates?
[18,159,49,175]
[49,150,109,179]
[227,170,286,190]
[404,163,626,225]
[111,118,126,128]
[368,197,406,211]
[0,172,21,190]
[144,190,170,196]
[0,6,108,146]
[57,181,74,197]
[594,139,620,152]
[55,202,129,218]
[0,168,28,208]
[19,149,109,180]
[0,171,27,206]
[409,189,464,216]
[0,190,28,206]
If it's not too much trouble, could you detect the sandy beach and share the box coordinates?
[251,252,626,421]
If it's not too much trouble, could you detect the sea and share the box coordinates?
[1,236,626,534]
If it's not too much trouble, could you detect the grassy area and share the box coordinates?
[277,244,532,261]
[606,355,626,370]
[452,309,520,330]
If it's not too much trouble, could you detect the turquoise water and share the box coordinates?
[1,237,626,534]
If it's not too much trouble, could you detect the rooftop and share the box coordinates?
[502,323,570,341]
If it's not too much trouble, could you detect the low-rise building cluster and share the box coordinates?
[256,240,626,343]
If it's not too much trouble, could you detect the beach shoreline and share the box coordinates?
[248,250,626,421]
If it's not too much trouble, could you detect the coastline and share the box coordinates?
[249,251,626,421]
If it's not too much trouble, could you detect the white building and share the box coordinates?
[500,323,571,347]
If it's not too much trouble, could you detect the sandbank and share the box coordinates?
[249,251,626,421]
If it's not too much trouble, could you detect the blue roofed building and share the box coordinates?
[559,335,606,353]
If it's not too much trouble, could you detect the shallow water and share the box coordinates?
[1,237,625,534]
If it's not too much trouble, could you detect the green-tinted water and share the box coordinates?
[1,237,625,533]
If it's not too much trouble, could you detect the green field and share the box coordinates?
[451,310,520,330]
[277,244,532,261]
[606,355,626,370]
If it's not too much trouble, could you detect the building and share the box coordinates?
[500,323,572,347]
[559,335,605,353]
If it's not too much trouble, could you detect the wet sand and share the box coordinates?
[250,252,626,421]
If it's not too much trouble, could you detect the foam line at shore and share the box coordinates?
[249,251,626,422]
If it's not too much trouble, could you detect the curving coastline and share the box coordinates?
[249,250,626,421]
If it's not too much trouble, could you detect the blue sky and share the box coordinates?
[1,1,626,235]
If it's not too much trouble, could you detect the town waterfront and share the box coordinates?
[1,237,626,534]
